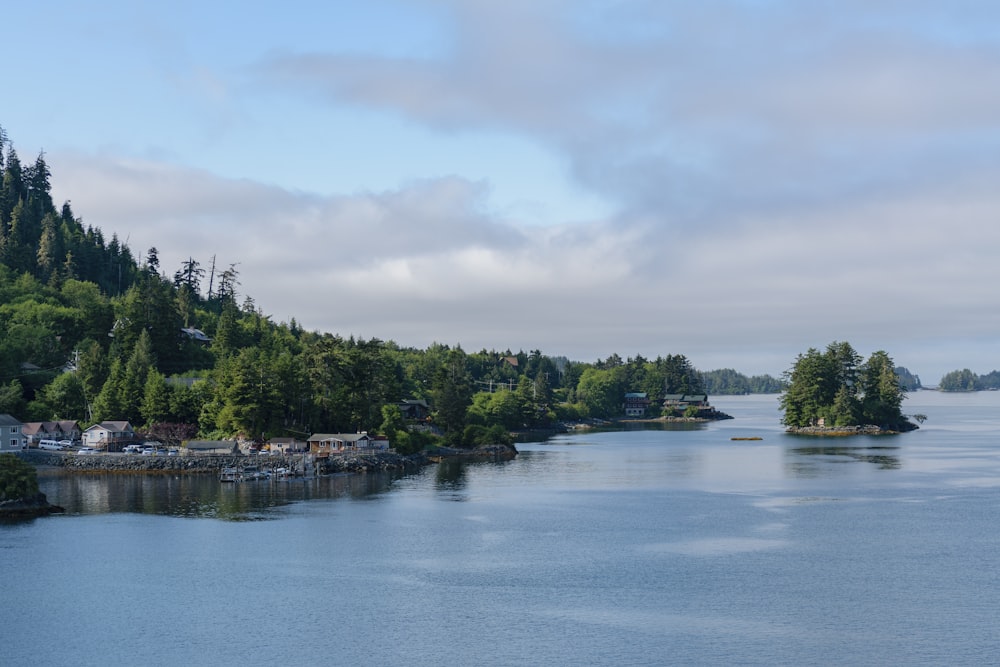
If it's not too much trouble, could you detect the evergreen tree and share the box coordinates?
[40,371,87,420]
[141,369,171,426]
[92,358,126,422]
[861,350,905,427]
[121,330,156,422]
[432,348,473,441]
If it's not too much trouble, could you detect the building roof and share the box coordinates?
[186,440,236,451]
[22,420,80,436]
[308,433,372,443]
[0,413,24,427]
[85,421,134,432]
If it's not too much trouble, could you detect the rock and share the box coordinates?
[0,491,64,519]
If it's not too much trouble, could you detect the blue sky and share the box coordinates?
[6,1,1000,383]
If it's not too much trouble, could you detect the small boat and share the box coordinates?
[219,467,242,482]
[730,436,763,441]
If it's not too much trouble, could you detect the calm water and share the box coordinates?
[4,392,1000,666]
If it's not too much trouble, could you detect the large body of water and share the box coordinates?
[4,392,1000,666]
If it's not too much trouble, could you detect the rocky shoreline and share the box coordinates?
[14,442,518,477]
[0,492,64,519]
[785,424,911,436]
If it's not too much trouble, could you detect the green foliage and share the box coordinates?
[780,341,911,430]
[576,366,626,418]
[939,368,983,391]
[701,368,785,394]
[0,379,25,416]
[0,453,39,501]
[432,348,473,436]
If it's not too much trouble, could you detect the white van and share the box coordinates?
[38,439,63,451]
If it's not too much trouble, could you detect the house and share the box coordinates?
[0,414,27,451]
[308,432,375,457]
[22,420,82,447]
[82,421,137,452]
[624,392,651,417]
[662,394,710,411]
[398,399,430,421]
[185,440,237,455]
[267,437,306,453]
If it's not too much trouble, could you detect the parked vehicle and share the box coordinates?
[38,440,63,451]
[77,447,99,455]
[123,444,143,454]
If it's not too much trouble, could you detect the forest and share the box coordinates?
[0,125,784,450]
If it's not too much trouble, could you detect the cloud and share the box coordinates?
[31,1,1000,380]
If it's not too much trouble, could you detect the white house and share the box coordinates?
[82,421,136,451]
[0,414,27,451]
[308,432,386,456]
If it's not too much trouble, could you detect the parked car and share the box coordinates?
[77,447,99,455]
[38,440,63,451]
[140,447,155,455]
[123,444,143,454]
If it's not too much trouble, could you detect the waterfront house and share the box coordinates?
[267,437,306,453]
[308,432,376,457]
[22,420,81,446]
[662,394,709,409]
[662,394,713,418]
[82,421,137,452]
[623,392,651,417]
[0,414,27,451]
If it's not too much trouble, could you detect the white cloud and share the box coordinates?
[22,1,1000,382]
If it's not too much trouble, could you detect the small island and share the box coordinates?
[779,341,919,435]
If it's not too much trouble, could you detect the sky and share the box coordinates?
[5,0,1000,383]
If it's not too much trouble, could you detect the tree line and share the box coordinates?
[936,368,1000,392]
[1,125,787,451]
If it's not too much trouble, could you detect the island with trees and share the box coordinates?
[779,341,919,435]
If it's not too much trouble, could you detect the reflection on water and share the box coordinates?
[434,459,469,500]
[37,470,411,520]
[785,444,902,477]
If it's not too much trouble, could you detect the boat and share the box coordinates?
[219,467,242,482]
[730,436,763,441]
